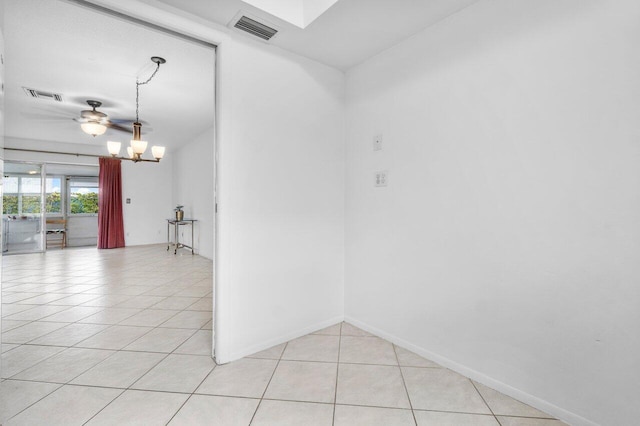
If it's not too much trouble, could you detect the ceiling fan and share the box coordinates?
[23,99,151,137]
[75,99,130,137]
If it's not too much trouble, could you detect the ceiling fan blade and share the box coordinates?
[22,112,73,121]
[23,105,76,119]
[105,122,132,133]
[109,118,148,125]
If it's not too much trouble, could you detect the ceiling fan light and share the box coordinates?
[107,141,121,156]
[151,146,165,160]
[127,146,134,159]
[130,139,148,155]
[81,121,107,136]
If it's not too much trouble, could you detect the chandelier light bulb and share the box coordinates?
[151,146,165,160]
[107,141,121,157]
[130,139,148,155]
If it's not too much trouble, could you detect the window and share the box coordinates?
[46,177,62,214]
[3,174,99,216]
[2,175,43,215]
[20,177,42,213]
[68,177,99,215]
[3,176,19,215]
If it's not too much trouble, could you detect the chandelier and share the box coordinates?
[107,56,167,163]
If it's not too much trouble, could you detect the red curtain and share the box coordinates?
[98,157,125,249]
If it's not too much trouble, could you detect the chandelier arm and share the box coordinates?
[3,147,160,163]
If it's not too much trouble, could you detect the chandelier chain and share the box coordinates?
[135,61,161,123]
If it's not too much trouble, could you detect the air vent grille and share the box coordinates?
[23,87,63,102]
[234,16,278,40]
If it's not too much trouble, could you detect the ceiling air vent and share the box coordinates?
[234,16,278,41]
[23,87,63,102]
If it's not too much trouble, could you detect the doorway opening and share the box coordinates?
[1,0,217,365]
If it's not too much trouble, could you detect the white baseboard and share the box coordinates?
[343,315,600,426]
[221,315,345,363]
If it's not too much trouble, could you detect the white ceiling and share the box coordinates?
[155,0,480,70]
[4,0,215,152]
[241,0,340,28]
[4,0,479,153]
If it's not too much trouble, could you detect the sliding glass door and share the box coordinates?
[2,162,45,254]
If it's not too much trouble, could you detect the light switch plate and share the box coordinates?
[374,170,388,187]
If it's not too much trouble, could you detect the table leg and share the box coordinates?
[174,222,179,254]
[166,221,170,251]
[191,222,194,255]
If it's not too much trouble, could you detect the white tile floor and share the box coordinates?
[1,245,566,425]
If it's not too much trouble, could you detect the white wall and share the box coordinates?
[172,126,214,259]
[344,1,640,426]
[121,156,173,246]
[216,36,345,362]
[70,0,346,365]
[65,216,97,247]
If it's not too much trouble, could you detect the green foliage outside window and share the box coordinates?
[22,195,42,213]
[46,192,62,213]
[70,192,99,214]
[3,192,62,215]
[3,195,18,215]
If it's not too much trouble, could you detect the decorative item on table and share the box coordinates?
[175,205,184,221]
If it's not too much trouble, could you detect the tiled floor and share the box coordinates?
[1,245,566,425]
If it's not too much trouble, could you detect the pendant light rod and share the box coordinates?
[127,56,166,162]
[135,56,165,123]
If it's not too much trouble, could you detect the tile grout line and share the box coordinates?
[248,341,289,425]
[75,326,180,424]
[331,321,343,426]
[393,343,418,426]
[0,381,65,423]
[245,356,442,368]
[164,392,195,425]
[470,379,503,426]
[80,388,128,425]
[164,351,220,425]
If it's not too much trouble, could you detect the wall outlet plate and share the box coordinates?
[374,170,388,187]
